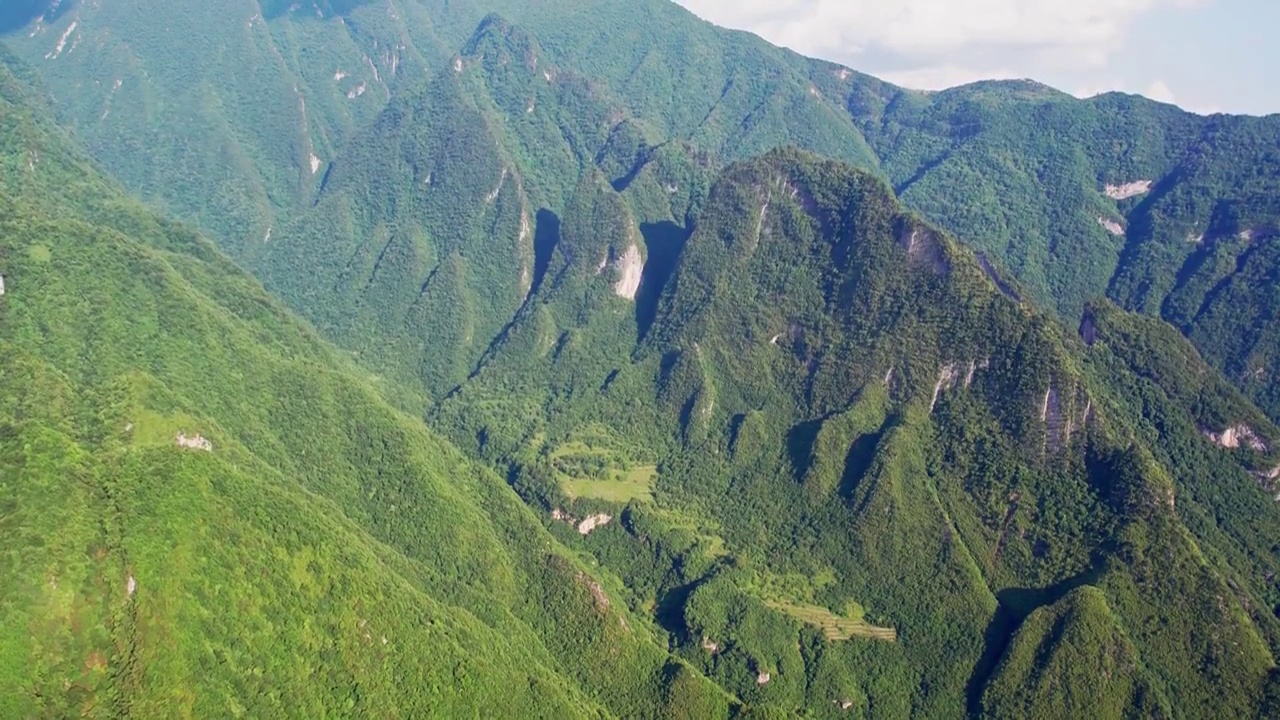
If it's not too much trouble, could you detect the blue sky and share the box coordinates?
[675,0,1279,116]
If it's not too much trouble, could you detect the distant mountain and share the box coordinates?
[7,4,1279,418]
[854,83,1280,418]
[0,51,731,718]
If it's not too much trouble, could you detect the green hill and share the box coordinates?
[0,53,733,718]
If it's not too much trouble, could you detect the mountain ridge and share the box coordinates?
[3,3,1280,717]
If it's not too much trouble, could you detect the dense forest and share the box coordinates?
[0,54,731,718]
[6,0,1280,422]
[2,1,1280,717]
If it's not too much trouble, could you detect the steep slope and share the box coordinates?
[0,0,874,266]
[254,16,710,399]
[851,83,1280,418]
[1,0,492,259]
[0,54,733,718]
[435,149,1280,717]
[7,2,1280,421]
[980,587,1157,718]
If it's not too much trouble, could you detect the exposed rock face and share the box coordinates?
[930,363,961,413]
[577,513,612,535]
[485,168,508,203]
[1037,385,1093,454]
[576,572,610,611]
[176,433,213,452]
[1204,424,1270,452]
[1097,217,1125,236]
[964,358,990,388]
[756,672,771,685]
[701,637,720,653]
[1104,180,1152,200]
[1251,465,1280,498]
[612,244,643,300]
[900,224,950,276]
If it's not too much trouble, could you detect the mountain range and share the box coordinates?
[3,1,1280,717]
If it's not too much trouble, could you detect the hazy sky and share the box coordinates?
[675,0,1279,116]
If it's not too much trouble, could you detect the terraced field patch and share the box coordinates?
[765,599,897,642]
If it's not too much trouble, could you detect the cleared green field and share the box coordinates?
[765,600,897,642]
[561,465,657,503]
[547,429,658,503]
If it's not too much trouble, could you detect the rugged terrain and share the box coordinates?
[2,2,1280,717]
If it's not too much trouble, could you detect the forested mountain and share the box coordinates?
[3,1,1280,718]
[0,52,732,718]
[7,3,1279,417]
[434,148,1280,717]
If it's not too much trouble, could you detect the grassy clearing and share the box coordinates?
[764,600,897,642]
[549,428,658,503]
[561,465,656,503]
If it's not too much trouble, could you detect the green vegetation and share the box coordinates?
[436,148,1280,716]
[3,2,1280,718]
[981,587,1157,718]
[10,0,1280,423]
[763,600,897,643]
[561,465,657,503]
[549,432,659,502]
[0,54,733,718]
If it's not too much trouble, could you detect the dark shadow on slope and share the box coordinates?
[892,150,952,197]
[654,581,699,643]
[786,418,826,480]
[964,564,1106,715]
[976,253,1022,303]
[0,0,72,34]
[609,153,648,193]
[1184,243,1259,327]
[1105,170,1184,308]
[837,431,885,500]
[636,221,691,341]
[531,209,561,296]
[312,162,336,206]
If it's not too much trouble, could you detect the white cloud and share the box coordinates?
[676,0,1208,94]
[679,0,1202,57]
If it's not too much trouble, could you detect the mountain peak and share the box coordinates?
[462,13,542,71]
